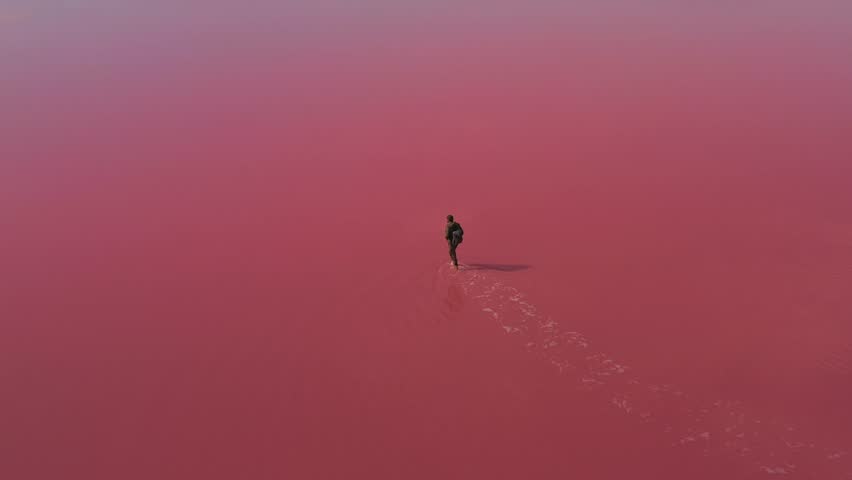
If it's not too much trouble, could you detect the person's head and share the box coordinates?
[446,214,454,223]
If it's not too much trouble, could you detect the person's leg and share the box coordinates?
[449,243,458,267]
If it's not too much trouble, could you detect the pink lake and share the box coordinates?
[3,2,852,479]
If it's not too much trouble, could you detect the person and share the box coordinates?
[444,214,464,269]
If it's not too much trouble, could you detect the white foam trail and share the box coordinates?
[447,265,852,479]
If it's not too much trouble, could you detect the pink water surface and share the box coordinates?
[3,2,852,479]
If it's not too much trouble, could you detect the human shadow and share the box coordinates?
[464,263,532,272]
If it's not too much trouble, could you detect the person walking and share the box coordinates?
[444,214,464,269]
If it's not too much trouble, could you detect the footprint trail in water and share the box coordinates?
[447,265,852,479]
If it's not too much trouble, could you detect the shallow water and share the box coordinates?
[3,2,852,478]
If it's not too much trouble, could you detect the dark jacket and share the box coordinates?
[445,221,463,243]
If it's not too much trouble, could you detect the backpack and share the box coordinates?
[451,224,464,246]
